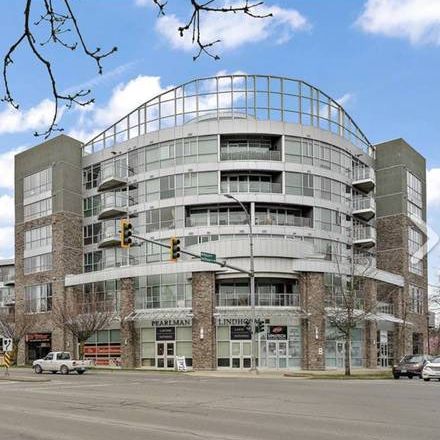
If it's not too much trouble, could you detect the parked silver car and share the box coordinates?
[422,356,440,381]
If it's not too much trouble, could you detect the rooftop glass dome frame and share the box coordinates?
[83,74,373,156]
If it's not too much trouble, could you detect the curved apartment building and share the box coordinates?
[13,75,428,370]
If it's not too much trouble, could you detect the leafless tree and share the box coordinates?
[2,1,272,139]
[51,291,116,359]
[0,309,36,364]
[324,252,398,376]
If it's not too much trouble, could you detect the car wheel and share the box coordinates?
[408,374,413,379]
[60,365,69,375]
[423,378,430,382]
[34,364,43,374]
[393,374,400,379]
[77,370,85,375]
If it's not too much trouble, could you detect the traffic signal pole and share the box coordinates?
[130,234,253,276]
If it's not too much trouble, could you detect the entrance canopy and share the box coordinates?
[125,308,193,322]
[214,307,307,321]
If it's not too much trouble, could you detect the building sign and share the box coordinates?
[267,326,287,340]
[26,333,51,343]
[156,327,176,341]
[230,325,252,340]
[175,356,187,372]
[151,319,192,327]
[217,318,252,326]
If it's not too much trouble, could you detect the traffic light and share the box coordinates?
[170,237,181,261]
[120,219,133,248]
[255,319,265,333]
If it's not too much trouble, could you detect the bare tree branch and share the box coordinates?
[2,0,117,139]
[51,290,116,359]
[154,0,273,61]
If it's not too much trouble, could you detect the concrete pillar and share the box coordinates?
[300,273,326,370]
[364,278,377,368]
[120,277,137,368]
[191,272,216,370]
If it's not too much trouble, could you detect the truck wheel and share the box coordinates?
[77,370,85,375]
[34,365,43,374]
[60,365,69,375]
[393,374,400,380]
[407,374,413,379]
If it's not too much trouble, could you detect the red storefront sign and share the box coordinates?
[26,333,51,343]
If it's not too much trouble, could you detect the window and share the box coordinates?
[407,171,423,208]
[25,283,52,313]
[84,251,103,272]
[23,198,52,221]
[408,227,423,275]
[23,253,52,274]
[25,225,52,250]
[83,163,101,190]
[23,167,52,199]
[83,223,102,246]
[409,285,424,314]
[407,201,422,221]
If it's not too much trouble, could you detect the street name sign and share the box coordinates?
[200,252,216,263]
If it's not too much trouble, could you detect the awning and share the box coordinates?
[125,308,193,322]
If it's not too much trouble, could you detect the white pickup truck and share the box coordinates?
[32,352,93,375]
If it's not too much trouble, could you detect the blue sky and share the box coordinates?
[0,0,439,287]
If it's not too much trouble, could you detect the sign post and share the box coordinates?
[2,338,13,376]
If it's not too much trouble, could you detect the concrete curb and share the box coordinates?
[0,376,51,383]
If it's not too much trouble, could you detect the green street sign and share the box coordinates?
[200,252,216,263]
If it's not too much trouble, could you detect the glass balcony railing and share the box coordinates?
[353,197,375,211]
[377,302,394,315]
[98,193,128,219]
[255,216,312,228]
[353,166,374,181]
[220,149,281,161]
[220,181,282,194]
[216,293,300,307]
[353,225,376,244]
[97,162,129,191]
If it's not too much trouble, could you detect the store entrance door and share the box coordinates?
[156,341,175,369]
[265,340,288,369]
[335,341,345,368]
[231,341,252,369]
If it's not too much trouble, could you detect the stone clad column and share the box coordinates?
[364,278,377,368]
[120,277,137,368]
[300,273,326,370]
[192,272,216,370]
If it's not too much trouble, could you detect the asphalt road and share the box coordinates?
[0,370,439,440]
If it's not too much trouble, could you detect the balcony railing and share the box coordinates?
[220,181,282,194]
[97,162,129,191]
[220,150,281,161]
[353,166,374,181]
[353,197,376,211]
[217,293,300,307]
[377,302,394,315]
[98,193,128,219]
[255,216,312,228]
[353,225,376,242]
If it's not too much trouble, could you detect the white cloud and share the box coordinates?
[0,147,25,190]
[68,75,169,142]
[357,0,440,45]
[0,194,14,226]
[0,226,14,259]
[155,2,310,54]
[336,93,354,107]
[0,99,61,135]
[427,168,440,208]
[134,0,150,6]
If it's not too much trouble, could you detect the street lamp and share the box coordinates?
[223,193,257,371]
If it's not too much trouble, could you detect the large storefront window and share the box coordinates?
[216,319,302,369]
[140,322,192,368]
[84,329,121,366]
[325,326,364,368]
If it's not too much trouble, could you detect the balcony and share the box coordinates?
[352,166,375,193]
[353,196,376,221]
[97,162,128,192]
[377,301,394,315]
[353,251,376,267]
[3,273,15,286]
[216,292,300,307]
[353,225,376,248]
[220,181,282,195]
[255,216,312,228]
[97,193,128,220]
[98,220,122,248]
[220,149,281,162]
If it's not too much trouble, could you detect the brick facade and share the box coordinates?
[300,273,326,370]
[120,277,138,368]
[191,272,216,370]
